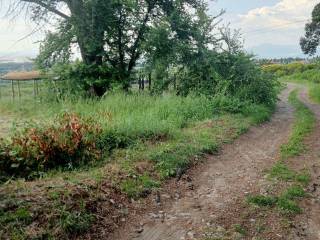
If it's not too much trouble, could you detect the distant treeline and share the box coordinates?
[257,58,307,65]
[0,62,34,76]
[262,62,319,77]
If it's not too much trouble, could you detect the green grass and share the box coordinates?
[282,185,306,199]
[279,69,320,104]
[280,90,316,159]
[247,89,314,216]
[309,83,320,103]
[269,162,297,181]
[0,90,275,239]
[247,195,278,207]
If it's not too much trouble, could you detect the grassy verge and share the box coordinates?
[280,74,320,104]
[248,89,315,215]
[280,90,316,159]
[0,91,272,239]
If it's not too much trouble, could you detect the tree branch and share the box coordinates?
[21,0,70,19]
[128,2,154,72]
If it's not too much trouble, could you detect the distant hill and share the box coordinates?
[0,50,36,64]
[0,62,34,76]
[247,44,306,59]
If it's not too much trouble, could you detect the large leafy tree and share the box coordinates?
[300,3,320,55]
[5,0,220,95]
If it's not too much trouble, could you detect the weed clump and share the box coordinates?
[0,113,103,180]
[247,195,278,207]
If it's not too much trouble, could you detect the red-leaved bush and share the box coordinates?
[0,113,102,180]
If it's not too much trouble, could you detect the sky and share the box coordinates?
[0,0,318,60]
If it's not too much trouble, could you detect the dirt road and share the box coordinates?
[111,85,298,240]
[287,86,320,240]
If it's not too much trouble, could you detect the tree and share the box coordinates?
[5,0,222,95]
[300,3,320,55]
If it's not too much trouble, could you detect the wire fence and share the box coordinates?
[0,79,44,101]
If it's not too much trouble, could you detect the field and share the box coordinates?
[263,62,320,104]
[3,0,320,238]
[2,60,320,239]
[0,80,275,239]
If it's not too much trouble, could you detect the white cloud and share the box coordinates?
[234,0,318,49]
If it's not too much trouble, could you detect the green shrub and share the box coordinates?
[46,61,113,98]
[262,62,319,77]
[174,52,279,107]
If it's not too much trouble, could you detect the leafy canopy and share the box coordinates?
[301,3,320,55]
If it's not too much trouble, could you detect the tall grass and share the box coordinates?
[280,90,316,159]
[0,91,272,140]
[279,68,320,104]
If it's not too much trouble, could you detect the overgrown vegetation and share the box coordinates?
[247,90,314,216]
[262,62,319,78]
[281,90,316,158]
[0,92,273,182]
[263,61,320,104]
[0,83,277,238]
[0,2,282,239]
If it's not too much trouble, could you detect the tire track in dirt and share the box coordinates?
[112,85,296,240]
[287,85,320,240]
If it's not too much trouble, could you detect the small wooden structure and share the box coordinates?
[0,71,43,99]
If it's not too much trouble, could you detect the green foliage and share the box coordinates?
[282,185,306,200]
[276,197,302,214]
[301,3,320,55]
[281,69,320,84]
[47,62,113,97]
[173,52,279,107]
[269,162,297,181]
[25,0,223,93]
[247,195,278,207]
[58,207,94,235]
[296,172,311,185]
[0,207,32,225]
[120,174,160,198]
[150,144,199,178]
[269,163,311,186]
[247,188,304,215]
[276,63,320,105]
[263,62,318,78]
[0,92,276,239]
[281,90,316,159]
[234,224,247,236]
[309,83,320,103]
[0,89,276,182]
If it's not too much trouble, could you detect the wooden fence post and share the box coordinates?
[11,80,15,100]
[33,79,36,97]
[148,73,152,91]
[17,80,21,99]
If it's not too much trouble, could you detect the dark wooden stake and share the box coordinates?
[148,73,152,91]
[17,80,21,99]
[11,80,15,100]
[33,79,36,98]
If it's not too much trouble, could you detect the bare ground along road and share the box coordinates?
[287,86,320,240]
[110,86,300,239]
